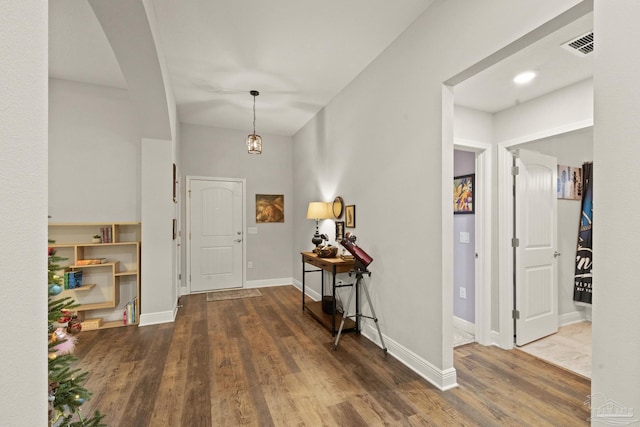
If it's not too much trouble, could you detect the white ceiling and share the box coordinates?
[455,12,593,113]
[49,1,593,136]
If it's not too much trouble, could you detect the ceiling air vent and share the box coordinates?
[562,31,594,56]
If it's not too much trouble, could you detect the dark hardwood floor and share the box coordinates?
[72,285,591,426]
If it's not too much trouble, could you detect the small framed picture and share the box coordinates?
[335,221,345,241]
[345,205,356,228]
[453,174,475,214]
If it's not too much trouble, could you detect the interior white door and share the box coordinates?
[514,149,558,346]
[190,179,243,292]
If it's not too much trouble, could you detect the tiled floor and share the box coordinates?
[517,321,592,378]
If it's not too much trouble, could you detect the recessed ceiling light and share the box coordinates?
[513,71,537,85]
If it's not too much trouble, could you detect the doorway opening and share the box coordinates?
[442,1,594,378]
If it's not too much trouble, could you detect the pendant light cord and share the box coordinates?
[252,94,256,135]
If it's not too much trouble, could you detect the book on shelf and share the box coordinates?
[100,227,113,243]
[64,270,83,289]
[123,297,137,325]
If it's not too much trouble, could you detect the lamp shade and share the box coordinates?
[306,202,331,220]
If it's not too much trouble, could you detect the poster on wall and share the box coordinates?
[574,162,593,304]
[453,174,475,214]
[256,194,284,223]
[557,165,582,200]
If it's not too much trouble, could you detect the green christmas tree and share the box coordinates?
[48,242,105,426]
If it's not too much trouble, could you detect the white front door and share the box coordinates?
[189,178,244,292]
[514,149,558,346]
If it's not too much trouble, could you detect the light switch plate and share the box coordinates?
[248,227,258,234]
[460,231,470,243]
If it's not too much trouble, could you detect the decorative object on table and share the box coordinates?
[307,201,332,247]
[345,205,356,228]
[246,90,263,154]
[317,245,338,258]
[335,221,345,241]
[557,165,583,200]
[47,241,104,425]
[256,194,284,223]
[332,196,344,218]
[453,174,475,214]
[91,234,101,243]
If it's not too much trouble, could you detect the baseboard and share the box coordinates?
[139,309,176,327]
[245,277,293,289]
[291,278,321,302]
[361,324,458,391]
[453,316,476,334]
[179,286,189,297]
[559,310,588,326]
[490,330,502,347]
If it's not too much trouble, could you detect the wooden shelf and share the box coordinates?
[49,222,141,330]
[70,262,118,269]
[115,271,138,277]
[75,300,116,311]
[100,320,138,329]
[305,300,356,332]
[51,242,139,247]
[61,284,96,292]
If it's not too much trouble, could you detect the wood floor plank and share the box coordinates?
[72,285,591,426]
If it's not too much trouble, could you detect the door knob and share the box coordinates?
[554,251,561,258]
[235,239,242,243]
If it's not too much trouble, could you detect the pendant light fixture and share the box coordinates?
[246,90,262,154]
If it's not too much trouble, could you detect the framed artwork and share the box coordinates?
[453,174,475,214]
[335,221,345,241]
[345,205,356,228]
[557,165,582,200]
[256,194,285,223]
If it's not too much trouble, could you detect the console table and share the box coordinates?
[301,252,356,336]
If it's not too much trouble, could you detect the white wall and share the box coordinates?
[494,79,593,144]
[454,106,494,143]
[293,0,584,389]
[592,0,640,416]
[180,124,294,285]
[49,79,141,221]
[518,129,593,322]
[0,1,48,425]
[140,138,176,324]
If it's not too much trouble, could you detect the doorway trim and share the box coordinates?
[185,175,247,294]
[442,0,594,351]
[454,138,493,346]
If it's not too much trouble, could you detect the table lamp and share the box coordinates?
[307,202,331,247]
